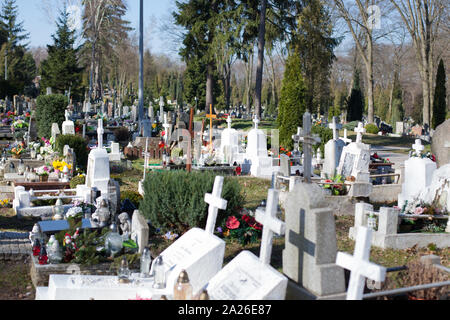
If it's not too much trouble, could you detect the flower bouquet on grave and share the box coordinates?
[35,166,52,181]
[8,142,26,159]
[322,174,347,196]
[408,150,436,162]
[11,119,29,130]
[0,199,12,208]
[219,212,263,246]
[279,147,292,158]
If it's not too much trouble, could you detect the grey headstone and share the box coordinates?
[431,119,450,168]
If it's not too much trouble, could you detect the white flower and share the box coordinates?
[66,206,83,218]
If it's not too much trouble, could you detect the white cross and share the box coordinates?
[341,128,352,144]
[329,117,340,141]
[204,176,228,235]
[97,118,104,149]
[226,115,232,130]
[355,122,366,144]
[292,127,302,143]
[299,112,321,183]
[253,115,260,130]
[336,226,386,300]
[412,139,424,156]
[163,114,171,144]
[255,189,285,265]
[143,139,150,180]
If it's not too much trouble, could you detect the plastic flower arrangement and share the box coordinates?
[11,119,28,130]
[323,174,347,196]
[219,212,263,246]
[0,199,12,208]
[35,166,52,176]
[52,160,72,172]
[8,142,26,156]
[279,147,292,157]
[408,150,436,162]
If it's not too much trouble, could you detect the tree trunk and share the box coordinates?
[366,31,374,124]
[205,61,214,113]
[254,0,267,119]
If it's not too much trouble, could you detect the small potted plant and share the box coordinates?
[8,143,26,159]
[35,166,51,182]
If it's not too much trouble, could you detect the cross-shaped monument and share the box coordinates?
[299,112,321,183]
[336,226,386,300]
[412,139,424,156]
[292,127,302,154]
[142,138,150,180]
[329,116,340,141]
[255,189,286,265]
[162,114,171,144]
[253,115,260,129]
[204,176,228,235]
[355,122,366,144]
[206,105,217,154]
[226,115,232,130]
[341,128,352,144]
[97,118,104,149]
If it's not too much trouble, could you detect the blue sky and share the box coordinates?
[14,0,176,55]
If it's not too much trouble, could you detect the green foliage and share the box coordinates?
[55,134,89,170]
[432,59,447,129]
[342,120,359,131]
[113,127,130,142]
[35,94,67,139]
[120,190,143,209]
[140,171,244,234]
[70,175,86,189]
[278,53,307,150]
[390,72,404,126]
[311,125,332,156]
[364,123,379,134]
[347,69,364,122]
[40,7,83,101]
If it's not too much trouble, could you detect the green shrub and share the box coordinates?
[311,125,333,156]
[120,190,143,209]
[365,123,379,134]
[70,175,86,189]
[140,171,244,234]
[342,121,359,131]
[55,135,89,170]
[36,94,67,139]
[114,127,130,142]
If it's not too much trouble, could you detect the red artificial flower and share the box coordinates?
[161,131,166,137]
[251,222,263,231]
[324,179,332,183]
[158,141,165,149]
[226,216,240,230]
[287,152,292,157]
[373,153,379,159]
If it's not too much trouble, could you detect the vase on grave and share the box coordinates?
[39,175,49,182]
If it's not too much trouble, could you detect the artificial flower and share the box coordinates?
[226,216,240,230]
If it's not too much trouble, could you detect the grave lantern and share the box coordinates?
[152,256,166,289]
[7,161,16,174]
[140,247,152,278]
[173,269,193,300]
[118,256,131,284]
[38,244,49,265]
[17,159,25,175]
[53,199,65,221]
[105,223,123,257]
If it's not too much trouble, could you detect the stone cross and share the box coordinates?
[206,105,217,154]
[204,176,228,235]
[255,189,285,265]
[292,127,302,154]
[355,122,366,144]
[412,139,424,156]
[226,115,232,130]
[342,129,352,144]
[253,115,260,130]
[143,138,150,180]
[299,112,321,183]
[336,226,386,300]
[97,118,104,149]
[163,114,170,144]
[65,109,70,122]
[329,117,340,141]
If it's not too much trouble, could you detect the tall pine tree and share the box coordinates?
[346,68,364,122]
[432,59,447,129]
[40,7,83,101]
[390,72,404,127]
[0,0,33,91]
[278,52,307,150]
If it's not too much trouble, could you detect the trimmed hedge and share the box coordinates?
[121,190,143,209]
[36,94,67,139]
[365,123,379,134]
[140,171,244,234]
[55,134,89,170]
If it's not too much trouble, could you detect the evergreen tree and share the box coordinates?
[278,53,307,150]
[293,0,340,115]
[432,59,447,129]
[390,72,404,126]
[0,0,33,90]
[40,7,83,101]
[346,68,364,122]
